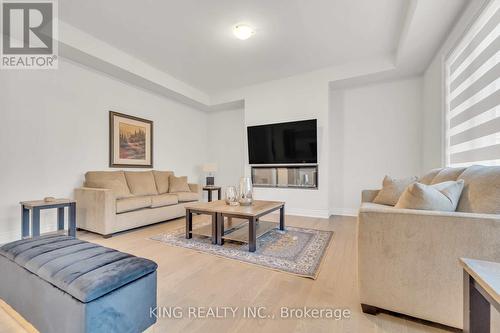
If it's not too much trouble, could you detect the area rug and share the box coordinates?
[150,224,333,279]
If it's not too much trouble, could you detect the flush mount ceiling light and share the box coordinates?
[233,24,255,40]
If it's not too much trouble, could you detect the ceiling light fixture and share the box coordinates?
[233,24,255,40]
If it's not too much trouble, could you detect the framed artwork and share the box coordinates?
[109,111,153,168]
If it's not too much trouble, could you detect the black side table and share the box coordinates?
[20,199,76,238]
[203,186,221,202]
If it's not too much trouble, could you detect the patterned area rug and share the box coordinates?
[150,223,333,279]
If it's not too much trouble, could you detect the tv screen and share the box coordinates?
[247,119,317,164]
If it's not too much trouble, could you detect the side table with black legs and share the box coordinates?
[203,186,222,202]
[460,258,499,333]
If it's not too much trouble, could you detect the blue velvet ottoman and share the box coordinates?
[0,234,157,333]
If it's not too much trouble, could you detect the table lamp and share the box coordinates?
[202,163,217,186]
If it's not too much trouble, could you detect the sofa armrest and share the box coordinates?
[361,189,379,203]
[358,207,500,328]
[74,187,116,236]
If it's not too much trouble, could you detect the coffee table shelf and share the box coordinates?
[223,221,276,243]
[192,218,245,238]
[192,219,276,243]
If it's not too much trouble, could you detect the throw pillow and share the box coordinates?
[169,176,191,193]
[373,175,418,206]
[395,180,465,211]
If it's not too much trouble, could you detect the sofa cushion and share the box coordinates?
[151,193,179,208]
[153,170,174,194]
[0,235,158,303]
[116,196,152,213]
[373,175,418,206]
[169,176,191,193]
[175,192,200,202]
[457,165,500,214]
[431,167,466,184]
[395,180,464,212]
[125,171,158,196]
[419,168,442,185]
[85,171,131,199]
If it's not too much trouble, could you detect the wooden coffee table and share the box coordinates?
[185,200,285,252]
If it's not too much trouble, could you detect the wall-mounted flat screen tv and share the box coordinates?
[247,119,317,164]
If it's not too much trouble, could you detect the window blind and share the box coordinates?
[445,0,500,167]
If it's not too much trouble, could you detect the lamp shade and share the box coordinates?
[202,163,218,173]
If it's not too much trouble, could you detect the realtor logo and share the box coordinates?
[1,0,58,69]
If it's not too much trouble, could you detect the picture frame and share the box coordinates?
[109,111,153,168]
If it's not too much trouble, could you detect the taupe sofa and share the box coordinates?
[358,165,500,329]
[75,170,201,237]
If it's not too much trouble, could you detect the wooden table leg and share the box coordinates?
[68,203,76,237]
[464,271,490,333]
[279,205,285,231]
[21,205,30,238]
[249,217,256,252]
[32,207,40,237]
[217,213,224,245]
[57,207,65,231]
[185,209,192,239]
[211,212,217,245]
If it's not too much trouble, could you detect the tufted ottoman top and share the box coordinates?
[0,234,157,303]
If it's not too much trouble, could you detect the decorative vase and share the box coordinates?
[225,186,239,206]
[238,177,253,206]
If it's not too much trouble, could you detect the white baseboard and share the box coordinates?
[329,208,359,217]
[286,208,330,219]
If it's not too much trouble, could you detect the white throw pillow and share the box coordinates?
[395,180,465,212]
[373,175,418,206]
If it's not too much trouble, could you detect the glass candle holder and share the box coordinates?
[238,177,253,206]
[225,186,239,206]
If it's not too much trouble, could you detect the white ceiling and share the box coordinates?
[59,0,469,96]
[60,0,413,93]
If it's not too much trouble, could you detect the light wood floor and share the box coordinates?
[0,214,449,333]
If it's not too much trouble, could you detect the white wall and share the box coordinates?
[209,59,396,218]
[422,58,445,171]
[240,75,331,218]
[329,77,423,214]
[0,59,208,243]
[207,108,245,187]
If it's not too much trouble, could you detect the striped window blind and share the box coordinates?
[445,0,500,167]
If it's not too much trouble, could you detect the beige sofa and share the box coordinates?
[75,170,201,237]
[358,165,500,329]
